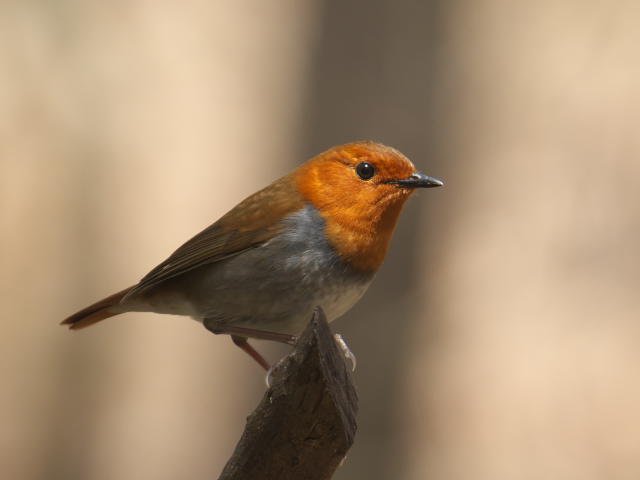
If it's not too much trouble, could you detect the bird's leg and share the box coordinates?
[208,325,297,371]
[211,325,297,345]
[230,335,270,371]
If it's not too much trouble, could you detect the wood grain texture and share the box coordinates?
[218,307,358,480]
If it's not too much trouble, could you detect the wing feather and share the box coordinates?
[125,173,305,298]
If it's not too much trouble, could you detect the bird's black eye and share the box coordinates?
[356,162,375,180]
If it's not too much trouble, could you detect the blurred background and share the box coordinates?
[2,1,640,479]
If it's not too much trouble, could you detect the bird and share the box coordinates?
[61,141,443,370]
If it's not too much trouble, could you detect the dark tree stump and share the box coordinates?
[218,307,358,480]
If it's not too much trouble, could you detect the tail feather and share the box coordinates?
[61,287,134,330]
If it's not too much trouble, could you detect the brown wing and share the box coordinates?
[126,173,305,297]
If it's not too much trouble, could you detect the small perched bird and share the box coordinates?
[62,141,443,370]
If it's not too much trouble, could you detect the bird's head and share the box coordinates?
[295,141,443,272]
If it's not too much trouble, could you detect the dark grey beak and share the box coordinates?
[386,172,444,188]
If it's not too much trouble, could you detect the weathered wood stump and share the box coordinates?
[218,307,358,480]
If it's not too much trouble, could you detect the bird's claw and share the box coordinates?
[334,333,356,372]
[265,355,288,388]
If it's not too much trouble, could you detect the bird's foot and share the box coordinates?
[265,355,289,388]
[334,334,356,372]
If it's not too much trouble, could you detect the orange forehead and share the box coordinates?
[322,141,417,182]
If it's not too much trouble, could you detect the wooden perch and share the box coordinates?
[218,307,358,480]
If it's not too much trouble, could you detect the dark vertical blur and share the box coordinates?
[299,1,450,479]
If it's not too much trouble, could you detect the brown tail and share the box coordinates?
[61,287,134,330]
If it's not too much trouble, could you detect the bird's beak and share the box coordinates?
[386,172,444,189]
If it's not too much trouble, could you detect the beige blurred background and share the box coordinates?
[2,1,640,479]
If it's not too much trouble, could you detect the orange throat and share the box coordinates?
[321,197,409,272]
[295,164,412,272]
